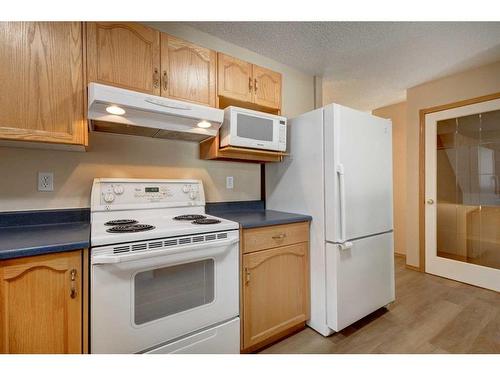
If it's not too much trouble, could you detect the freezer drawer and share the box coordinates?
[326,232,395,332]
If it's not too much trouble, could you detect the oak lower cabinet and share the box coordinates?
[0,22,87,147]
[0,250,84,354]
[241,222,310,352]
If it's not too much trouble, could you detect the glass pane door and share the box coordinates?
[134,259,215,325]
[436,109,500,270]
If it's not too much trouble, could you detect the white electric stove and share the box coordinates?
[90,178,240,354]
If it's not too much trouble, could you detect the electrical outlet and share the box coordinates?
[38,172,54,192]
[226,176,234,189]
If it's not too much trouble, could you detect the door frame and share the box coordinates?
[418,91,500,272]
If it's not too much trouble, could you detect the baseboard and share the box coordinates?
[394,252,422,272]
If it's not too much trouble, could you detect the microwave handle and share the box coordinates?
[92,238,239,265]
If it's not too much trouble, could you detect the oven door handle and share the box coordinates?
[92,238,239,265]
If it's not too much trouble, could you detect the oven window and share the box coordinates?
[237,113,273,141]
[134,259,215,325]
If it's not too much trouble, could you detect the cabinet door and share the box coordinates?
[161,34,216,107]
[253,65,282,109]
[86,22,160,95]
[0,251,82,354]
[217,53,253,103]
[0,22,86,145]
[242,243,309,349]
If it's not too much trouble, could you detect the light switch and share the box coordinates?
[226,176,234,189]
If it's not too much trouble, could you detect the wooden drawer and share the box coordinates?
[242,221,309,254]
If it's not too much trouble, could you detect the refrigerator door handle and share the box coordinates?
[338,241,353,251]
[336,163,347,243]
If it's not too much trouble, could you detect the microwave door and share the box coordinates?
[231,112,278,150]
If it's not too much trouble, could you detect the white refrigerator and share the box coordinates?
[266,103,395,336]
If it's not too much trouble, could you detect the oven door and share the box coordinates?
[229,110,282,151]
[90,233,239,354]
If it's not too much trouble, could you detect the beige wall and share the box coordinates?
[405,60,500,267]
[373,102,407,255]
[0,23,314,212]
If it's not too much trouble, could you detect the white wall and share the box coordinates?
[0,23,315,212]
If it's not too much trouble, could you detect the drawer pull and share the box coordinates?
[272,233,286,240]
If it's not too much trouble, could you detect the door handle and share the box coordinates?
[337,163,347,243]
[92,238,239,265]
[248,77,253,92]
[70,269,77,299]
[153,68,160,89]
[162,71,168,91]
[427,199,434,205]
[244,267,251,284]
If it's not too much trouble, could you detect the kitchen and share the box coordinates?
[1,1,500,372]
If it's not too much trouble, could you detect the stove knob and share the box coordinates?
[113,185,124,195]
[182,185,190,193]
[103,193,115,203]
[189,191,197,200]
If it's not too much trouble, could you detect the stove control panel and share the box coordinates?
[94,179,205,208]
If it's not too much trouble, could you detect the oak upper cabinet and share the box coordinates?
[217,52,282,111]
[161,34,216,107]
[0,251,82,354]
[0,22,87,146]
[252,65,282,110]
[86,22,161,95]
[217,53,253,103]
[242,243,309,350]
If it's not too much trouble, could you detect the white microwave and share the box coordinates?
[220,106,287,152]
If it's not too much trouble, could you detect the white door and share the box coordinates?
[425,98,500,292]
[91,233,239,353]
[325,104,393,243]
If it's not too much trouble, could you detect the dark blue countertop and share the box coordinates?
[206,201,312,229]
[0,209,90,260]
[0,202,310,260]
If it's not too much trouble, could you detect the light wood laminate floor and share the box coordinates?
[261,256,500,354]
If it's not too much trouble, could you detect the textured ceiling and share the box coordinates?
[183,22,500,110]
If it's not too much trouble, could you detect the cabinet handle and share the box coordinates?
[153,68,160,88]
[245,267,251,284]
[70,269,77,299]
[254,78,258,93]
[162,70,168,91]
[248,77,253,92]
[272,233,286,240]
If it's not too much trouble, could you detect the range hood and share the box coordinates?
[88,83,224,142]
